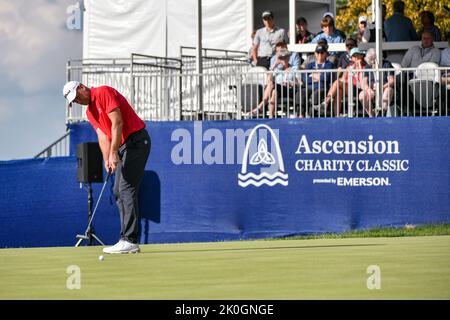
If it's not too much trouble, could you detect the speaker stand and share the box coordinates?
[75,183,105,247]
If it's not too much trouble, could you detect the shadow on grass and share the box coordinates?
[139,243,385,255]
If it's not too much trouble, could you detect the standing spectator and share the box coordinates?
[311,16,345,64]
[418,11,441,42]
[252,11,288,70]
[296,17,315,44]
[359,48,395,117]
[384,1,418,41]
[401,31,441,68]
[354,16,367,44]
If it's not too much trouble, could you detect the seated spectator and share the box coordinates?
[250,48,300,118]
[321,48,368,116]
[401,30,441,68]
[311,16,346,64]
[270,41,302,70]
[354,16,367,44]
[384,0,418,41]
[418,11,441,42]
[337,38,357,69]
[321,12,347,40]
[300,44,335,116]
[301,39,332,69]
[296,17,315,44]
[252,11,288,70]
[359,48,395,117]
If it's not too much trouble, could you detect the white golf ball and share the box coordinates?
[99,255,104,261]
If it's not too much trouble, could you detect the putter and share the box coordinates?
[75,171,112,246]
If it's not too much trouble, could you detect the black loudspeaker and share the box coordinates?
[76,143,103,183]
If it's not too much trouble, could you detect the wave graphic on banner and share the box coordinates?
[238,124,288,188]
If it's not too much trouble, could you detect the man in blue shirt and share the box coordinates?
[311,16,345,64]
[384,1,418,41]
[299,44,335,117]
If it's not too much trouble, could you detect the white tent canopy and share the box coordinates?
[83,0,249,59]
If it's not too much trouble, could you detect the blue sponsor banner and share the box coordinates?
[0,118,449,247]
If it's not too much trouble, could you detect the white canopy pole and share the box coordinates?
[196,0,203,116]
[289,0,296,47]
[375,0,383,113]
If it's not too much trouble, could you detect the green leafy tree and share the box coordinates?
[336,0,450,39]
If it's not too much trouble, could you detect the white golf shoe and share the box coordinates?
[103,240,140,254]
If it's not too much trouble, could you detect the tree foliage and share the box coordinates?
[336,0,450,40]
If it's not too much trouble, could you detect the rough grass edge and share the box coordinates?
[273,223,450,240]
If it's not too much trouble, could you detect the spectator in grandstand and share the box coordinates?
[359,48,395,117]
[441,30,450,67]
[321,12,347,40]
[418,11,441,42]
[401,30,441,68]
[362,4,387,43]
[250,48,300,118]
[270,41,302,69]
[296,17,315,44]
[384,1,418,41]
[321,47,368,116]
[299,44,335,117]
[337,37,357,69]
[354,16,368,44]
[252,11,289,70]
[63,82,150,254]
[311,16,345,64]
[300,38,330,69]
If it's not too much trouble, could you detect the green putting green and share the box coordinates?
[1,236,449,299]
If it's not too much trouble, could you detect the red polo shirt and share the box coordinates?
[86,86,145,145]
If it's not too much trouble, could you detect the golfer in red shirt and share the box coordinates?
[63,81,150,254]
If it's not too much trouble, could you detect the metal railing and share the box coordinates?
[35,132,71,158]
[66,58,450,122]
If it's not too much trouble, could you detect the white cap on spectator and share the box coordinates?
[323,12,334,19]
[262,11,274,18]
[359,16,368,23]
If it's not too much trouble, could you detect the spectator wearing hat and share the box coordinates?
[359,48,395,117]
[384,1,418,41]
[270,41,302,70]
[418,11,441,42]
[300,38,331,69]
[249,47,299,118]
[300,44,336,116]
[295,17,315,44]
[353,16,367,44]
[252,11,288,70]
[322,47,368,116]
[401,30,441,68]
